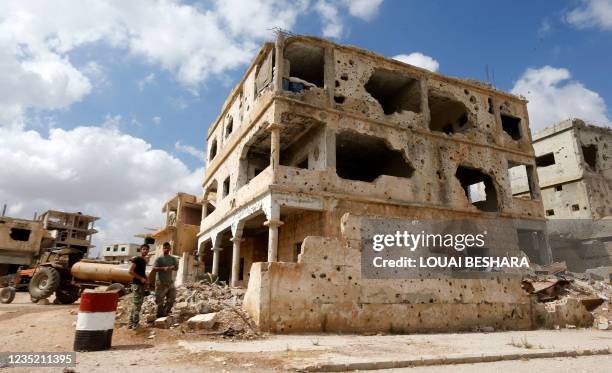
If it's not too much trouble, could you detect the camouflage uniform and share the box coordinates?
[155,282,176,318]
[129,284,146,327]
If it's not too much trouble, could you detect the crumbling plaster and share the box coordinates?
[197,35,549,332]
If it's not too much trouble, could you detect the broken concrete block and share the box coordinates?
[595,316,610,330]
[154,316,173,329]
[187,313,218,329]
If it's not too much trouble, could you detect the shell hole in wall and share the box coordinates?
[428,92,470,134]
[455,166,499,212]
[364,68,421,115]
[336,131,414,182]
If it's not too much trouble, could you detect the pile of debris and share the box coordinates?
[116,281,259,339]
[522,262,612,330]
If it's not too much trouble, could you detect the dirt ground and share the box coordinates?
[1,291,611,372]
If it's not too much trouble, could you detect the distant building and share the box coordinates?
[151,192,202,258]
[102,243,140,263]
[512,119,612,271]
[0,208,99,275]
[0,214,52,275]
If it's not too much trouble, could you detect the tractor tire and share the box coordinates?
[28,267,60,300]
[55,286,80,304]
[0,287,16,304]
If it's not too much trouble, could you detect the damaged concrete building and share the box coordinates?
[102,243,141,263]
[40,210,98,253]
[0,208,98,275]
[0,212,51,275]
[512,119,612,271]
[197,35,551,332]
[149,193,203,284]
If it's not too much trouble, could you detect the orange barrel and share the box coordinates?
[73,291,118,351]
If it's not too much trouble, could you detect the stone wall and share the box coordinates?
[244,213,535,333]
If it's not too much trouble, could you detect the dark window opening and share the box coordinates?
[296,158,308,169]
[571,204,580,211]
[508,162,536,200]
[501,114,522,140]
[336,131,414,182]
[284,42,324,87]
[279,121,323,169]
[183,206,202,225]
[9,228,31,241]
[546,209,555,216]
[535,153,555,167]
[364,68,421,115]
[487,98,494,114]
[239,257,245,281]
[205,202,216,216]
[293,242,302,262]
[582,144,598,170]
[222,177,230,197]
[209,139,217,160]
[334,95,346,104]
[455,166,499,212]
[555,185,563,192]
[225,116,233,137]
[428,92,471,134]
[243,136,271,183]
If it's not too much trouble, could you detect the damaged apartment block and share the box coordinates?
[512,119,612,272]
[0,208,98,275]
[197,34,550,333]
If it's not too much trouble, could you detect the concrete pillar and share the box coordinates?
[273,31,285,92]
[267,122,281,171]
[264,219,284,262]
[230,237,244,287]
[211,247,222,276]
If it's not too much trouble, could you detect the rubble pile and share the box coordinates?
[116,282,259,339]
[522,262,612,330]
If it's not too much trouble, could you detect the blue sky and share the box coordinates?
[33,0,612,170]
[0,0,610,249]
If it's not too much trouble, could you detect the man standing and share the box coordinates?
[153,242,178,318]
[128,244,150,329]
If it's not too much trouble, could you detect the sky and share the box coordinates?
[0,0,610,254]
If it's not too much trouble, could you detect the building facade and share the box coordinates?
[197,35,550,332]
[512,119,612,271]
[102,243,140,263]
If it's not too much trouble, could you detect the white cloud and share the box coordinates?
[82,61,110,89]
[137,73,156,91]
[175,141,204,160]
[392,52,440,72]
[0,124,203,255]
[152,116,161,125]
[315,0,344,38]
[511,66,610,131]
[0,0,385,128]
[566,0,612,30]
[341,0,383,21]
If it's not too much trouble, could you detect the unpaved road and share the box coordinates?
[1,292,611,372]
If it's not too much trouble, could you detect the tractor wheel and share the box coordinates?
[0,287,16,304]
[55,286,80,304]
[28,267,60,300]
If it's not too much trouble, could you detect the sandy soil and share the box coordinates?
[1,292,610,372]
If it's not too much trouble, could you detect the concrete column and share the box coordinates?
[273,31,285,92]
[267,122,281,171]
[230,237,244,287]
[211,247,222,276]
[264,219,284,262]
